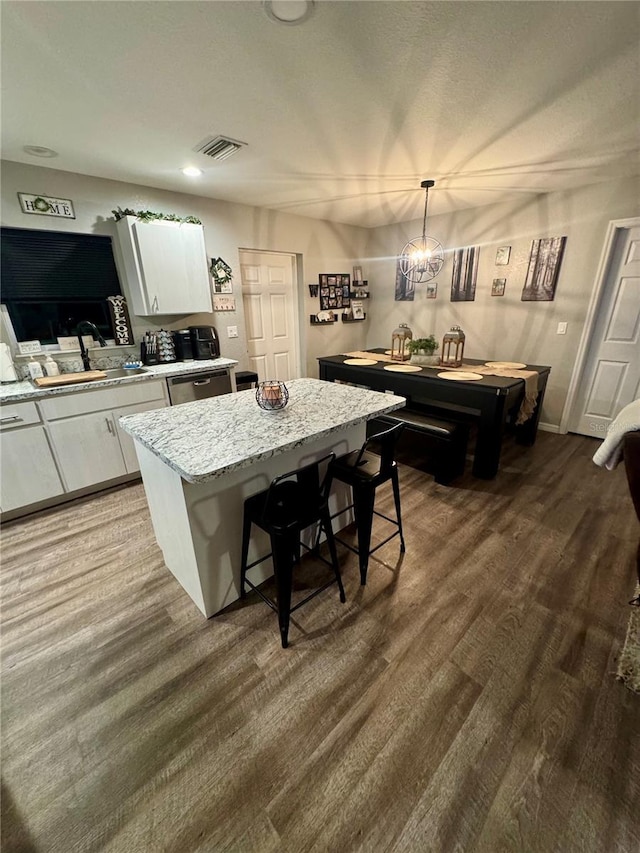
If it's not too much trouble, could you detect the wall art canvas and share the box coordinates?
[491,278,506,297]
[395,259,415,301]
[495,246,511,265]
[319,273,350,310]
[451,246,479,302]
[521,237,566,302]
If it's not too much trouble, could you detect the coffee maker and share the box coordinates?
[172,329,194,361]
[189,326,220,360]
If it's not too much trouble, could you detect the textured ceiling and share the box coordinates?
[1,1,638,228]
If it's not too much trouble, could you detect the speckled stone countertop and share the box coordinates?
[0,358,238,403]
[119,377,406,484]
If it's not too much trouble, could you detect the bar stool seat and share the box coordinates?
[328,422,406,585]
[240,453,345,648]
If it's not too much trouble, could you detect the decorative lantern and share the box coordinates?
[256,380,289,411]
[440,326,465,368]
[391,323,413,361]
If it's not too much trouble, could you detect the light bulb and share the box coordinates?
[181,167,203,177]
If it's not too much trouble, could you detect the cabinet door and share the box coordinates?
[132,221,212,314]
[0,426,64,512]
[113,399,167,474]
[48,413,126,492]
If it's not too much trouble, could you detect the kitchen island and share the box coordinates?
[119,378,405,617]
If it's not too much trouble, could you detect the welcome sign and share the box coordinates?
[18,193,75,219]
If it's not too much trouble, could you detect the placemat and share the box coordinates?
[343,358,378,366]
[383,364,423,373]
[436,371,483,381]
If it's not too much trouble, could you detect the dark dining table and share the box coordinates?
[317,352,551,479]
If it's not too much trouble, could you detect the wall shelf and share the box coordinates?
[310,314,337,325]
[341,314,367,323]
[350,291,370,299]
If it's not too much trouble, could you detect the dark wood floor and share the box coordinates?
[1,431,639,852]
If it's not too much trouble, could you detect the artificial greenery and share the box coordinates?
[112,206,202,225]
[407,335,439,354]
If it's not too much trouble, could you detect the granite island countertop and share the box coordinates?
[0,358,238,403]
[119,377,406,484]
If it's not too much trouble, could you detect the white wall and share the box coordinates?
[365,178,640,426]
[0,160,370,375]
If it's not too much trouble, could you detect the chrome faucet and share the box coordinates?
[77,321,107,371]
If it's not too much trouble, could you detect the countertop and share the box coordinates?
[119,377,406,484]
[0,358,238,403]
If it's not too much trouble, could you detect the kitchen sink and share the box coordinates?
[103,367,149,379]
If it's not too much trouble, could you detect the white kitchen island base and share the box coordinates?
[135,427,362,617]
[120,378,405,618]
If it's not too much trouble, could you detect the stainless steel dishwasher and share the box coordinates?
[167,369,232,405]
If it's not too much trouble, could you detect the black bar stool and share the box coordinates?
[240,453,346,648]
[327,423,406,585]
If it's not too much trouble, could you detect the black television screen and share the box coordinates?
[1,226,122,344]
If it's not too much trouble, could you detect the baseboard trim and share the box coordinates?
[538,422,561,434]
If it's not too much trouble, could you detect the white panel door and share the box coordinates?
[240,251,299,382]
[572,225,640,435]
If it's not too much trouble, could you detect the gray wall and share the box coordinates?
[365,178,640,426]
[3,161,638,426]
[0,160,369,375]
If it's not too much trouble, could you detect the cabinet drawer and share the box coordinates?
[39,380,166,420]
[0,400,41,430]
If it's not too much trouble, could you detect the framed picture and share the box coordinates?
[426,283,437,299]
[353,265,363,283]
[451,246,479,302]
[319,273,348,310]
[521,236,567,302]
[491,278,506,297]
[351,300,365,319]
[495,246,511,266]
[395,259,415,301]
[210,257,233,293]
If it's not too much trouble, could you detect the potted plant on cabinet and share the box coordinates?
[407,335,440,365]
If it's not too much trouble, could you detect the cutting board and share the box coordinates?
[33,370,107,388]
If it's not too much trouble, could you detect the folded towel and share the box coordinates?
[593,399,640,470]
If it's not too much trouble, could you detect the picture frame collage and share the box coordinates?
[318,273,350,311]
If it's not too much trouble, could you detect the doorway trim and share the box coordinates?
[560,216,640,434]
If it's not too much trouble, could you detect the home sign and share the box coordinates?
[18,193,75,219]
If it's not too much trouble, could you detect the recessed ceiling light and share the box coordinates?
[264,0,314,25]
[23,145,58,158]
[181,166,203,177]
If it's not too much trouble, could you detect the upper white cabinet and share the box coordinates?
[116,216,213,316]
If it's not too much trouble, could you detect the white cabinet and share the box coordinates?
[116,216,213,316]
[1,379,169,516]
[113,401,164,474]
[0,425,64,512]
[46,381,168,489]
[48,412,127,492]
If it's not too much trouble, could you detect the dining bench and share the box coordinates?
[367,406,470,485]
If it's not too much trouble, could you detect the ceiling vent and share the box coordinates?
[194,135,247,161]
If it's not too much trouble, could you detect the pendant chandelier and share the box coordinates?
[399,179,444,284]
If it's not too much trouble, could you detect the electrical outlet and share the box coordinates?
[556,322,568,335]
[227,326,238,338]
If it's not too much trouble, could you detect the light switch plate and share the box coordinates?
[227,326,238,338]
[556,322,568,335]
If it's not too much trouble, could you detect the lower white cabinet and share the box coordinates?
[112,401,164,474]
[1,378,168,515]
[48,412,128,492]
[0,425,64,511]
